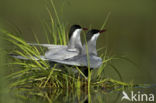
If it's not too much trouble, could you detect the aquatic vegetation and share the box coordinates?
[2,29,132,89]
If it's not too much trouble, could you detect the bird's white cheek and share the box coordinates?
[91,33,100,41]
[72,29,81,38]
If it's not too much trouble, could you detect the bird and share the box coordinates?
[44,25,88,60]
[11,28,106,69]
[49,29,106,69]
[12,25,88,60]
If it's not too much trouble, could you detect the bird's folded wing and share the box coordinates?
[27,43,67,49]
[45,49,79,60]
[10,54,47,60]
[50,55,103,68]
[50,59,81,66]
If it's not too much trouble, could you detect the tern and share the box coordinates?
[44,25,88,60]
[50,29,106,68]
[12,25,88,60]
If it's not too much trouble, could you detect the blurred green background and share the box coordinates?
[0,0,156,90]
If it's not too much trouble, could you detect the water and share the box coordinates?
[8,86,155,103]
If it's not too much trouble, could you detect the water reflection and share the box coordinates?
[20,88,121,103]
[11,84,155,103]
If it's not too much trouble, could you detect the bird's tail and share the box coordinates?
[27,43,53,48]
[27,43,63,49]
[9,54,46,60]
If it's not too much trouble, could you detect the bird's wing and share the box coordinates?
[10,54,47,60]
[50,59,81,66]
[27,43,67,50]
[49,55,102,68]
[45,48,79,60]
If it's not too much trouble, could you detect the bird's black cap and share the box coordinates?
[86,29,106,41]
[86,29,100,41]
[69,25,81,39]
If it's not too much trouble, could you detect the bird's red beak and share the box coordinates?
[82,28,88,31]
[99,29,107,33]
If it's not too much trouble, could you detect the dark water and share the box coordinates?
[9,87,155,103]
[0,0,156,102]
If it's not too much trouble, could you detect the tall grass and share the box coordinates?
[2,16,132,87]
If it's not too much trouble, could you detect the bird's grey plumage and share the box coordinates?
[27,43,76,60]
[27,43,66,50]
[49,29,105,68]
[10,28,106,69]
[51,55,102,68]
[81,39,97,56]
[11,54,47,60]
[44,29,82,60]
[45,46,79,60]
[28,25,83,60]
